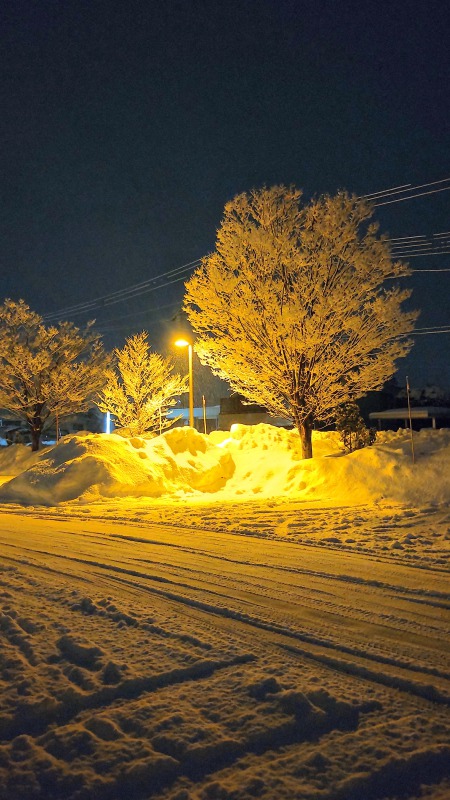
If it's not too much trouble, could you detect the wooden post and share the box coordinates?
[202,395,207,434]
[406,376,415,464]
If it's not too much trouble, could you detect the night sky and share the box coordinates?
[1,0,449,389]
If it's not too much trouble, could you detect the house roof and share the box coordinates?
[369,407,450,421]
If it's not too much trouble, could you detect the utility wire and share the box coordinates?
[414,324,450,331]
[395,252,450,258]
[94,300,181,327]
[43,259,201,322]
[92,302,182,334]
[396,326,450,338]
[388,234,427,241]
[374,185,450,207]
[43,249,449,321]
[43,261,198,320]
[43,241,449,323]
[411,267,450,272]
[92,273,193,308]
[361,176,450,202]
[362,182,412,200]
[410,329,450,336]
[391,234,449,241]
[42,176,450,323]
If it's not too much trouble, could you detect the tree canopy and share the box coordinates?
[0,299,107,450]
[96,331,187,435]
[184,186,418,458]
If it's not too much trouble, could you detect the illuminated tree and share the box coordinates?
[184,186,418,458]
[96,332,187,435]
[0,299,107,451]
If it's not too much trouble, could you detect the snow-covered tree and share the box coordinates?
[96,332,187,435]
[0,299,108,451]
[335,401,376,453]
[184,186,418,458]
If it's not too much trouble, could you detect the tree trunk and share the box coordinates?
[30,413,43,452]
[293,413,314,459]
[30,428,41,452]
[299,419,313,459]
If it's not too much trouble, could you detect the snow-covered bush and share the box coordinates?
[335,402,376,453]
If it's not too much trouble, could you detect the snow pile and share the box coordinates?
[213,424,450,506]
[0,428,234,505]
[0,442,44,476]
[0,423,449,507]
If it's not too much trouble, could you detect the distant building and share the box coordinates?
[369,406,450,431]
[218,395,290,430]
[0,408,104,446]
[166,405,220,433]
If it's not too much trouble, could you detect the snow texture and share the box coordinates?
[0,424,449,799]
[1,424,450,509]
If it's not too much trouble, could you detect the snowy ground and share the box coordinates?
[0,425,449,799]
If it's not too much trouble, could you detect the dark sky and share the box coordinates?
[1,0,449,389]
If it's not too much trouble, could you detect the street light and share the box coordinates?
[174,338,194,428]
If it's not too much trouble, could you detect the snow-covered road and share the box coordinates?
[0,507,449,799]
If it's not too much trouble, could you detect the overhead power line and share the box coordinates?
[395,252,450,258]
[410,267,450,272]
[41,175,449,324]
[390,233,449,246]
[374,185,450,207]
[92,300,182,334]
[395,251,450,258]
[360,176,450,205]
[43,259,201,322]
[410,328,450,336]
[362,182,412,200]
[389,234,427,242]
[414,325,450,331]
[386,230,450,260]
[397,325,450,338]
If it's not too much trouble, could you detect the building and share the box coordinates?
[218,395,290,430]
[369,406,450,431]
[166,405,220,433]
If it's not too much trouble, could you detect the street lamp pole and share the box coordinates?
[187,343,194,428]
[175,339,194,428]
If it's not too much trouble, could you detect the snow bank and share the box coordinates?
[0,442,44,475]
[0,428,234,505]
[0,424,449,507]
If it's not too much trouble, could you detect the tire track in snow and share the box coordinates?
[0,652,256,740]
[4,545,449,676]
[99,570,450,706]
[2,537,449,705]
[1,513,449,800]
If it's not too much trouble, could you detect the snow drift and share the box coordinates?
[0,423,449,507]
